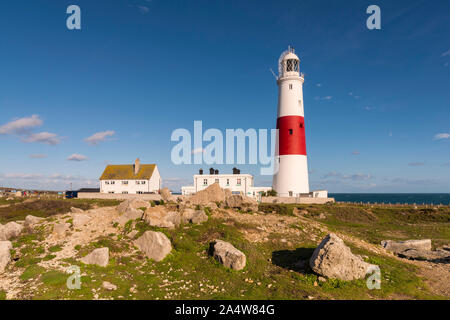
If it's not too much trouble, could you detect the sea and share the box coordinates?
[329,193,450,205]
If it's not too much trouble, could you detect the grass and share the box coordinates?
[29,214,446,300]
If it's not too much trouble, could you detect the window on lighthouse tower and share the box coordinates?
[286,59,299,72]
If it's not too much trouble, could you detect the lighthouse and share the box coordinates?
[272,47,309,197]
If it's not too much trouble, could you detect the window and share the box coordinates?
[236,178,241,186]
[299,122,303,129]
[289,84,293,90]
[226,179,229,185]
[111,181,115,185]
[122,191,128,194]
[136,181,140,185]
[286,59,299,72]
[122,181,128,185]
[108,191,114,194]
[203,179,208,186]
[141,181,146,185]
[289,129,293,135]
[289,191,293,197]
[105,181,110,185]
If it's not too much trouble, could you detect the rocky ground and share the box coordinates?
[0,186,448,300]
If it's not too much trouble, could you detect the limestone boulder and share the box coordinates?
[210,240,246,271]
[225,194,258,212]
[72,214,91,228]
[160,188,171,202]
[0,222,24,241]
[398,248,450,263]
[80,247,109,267]
[0,241,13,272]
[24,215,44,228]
[134,231,172,262]
[190,210,208,224]
[380,239,432,254]
[143,206,180,229]
[53,222,70,239]
[116,199,149,225]
[309,233,376,281]
[187,183,231,206]
[102,281,117,291]
[70,207,84,214]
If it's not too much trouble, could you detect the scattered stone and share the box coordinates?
[102,281,117,291]
[0,222,24,241]
[0,241,13,272]
[116,199,149,225]
[309,233,376,281]
[143,207,179,229]
[209,240,246,271]
[225,194,258,212]
[53,222,70,239]
[127,230,138,239]
[397,249,450,263]
[160,188,171,202]
[80,247,109,267]
[72,214,91,228]
[190,210,208,224]
[134,231,172,262]
[381,239,432,254]
[70,207,84,214]
[187,183,231,206]
[318,213,326,220]
[24,215,44,228]
[318,276,327,282]
[293,208,308,217]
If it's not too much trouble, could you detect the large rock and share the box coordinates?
[398,248,450,263]
[160,188,171,202]
[70,207,84,214]
[71,214,91,228]
[225,194,258,212]
[309,233,376,281]
[53,222,70,239]
[0,222,24,241]
[210,240,246,270]
[116,199,149,225]
[134,231,172,262]
[143,207,180,229]
[190,210,208,224]
[187,183,231,206]
[0,241,13,272]
[24,215,44,228]
[381,239,432,254]
[80,247,109,267]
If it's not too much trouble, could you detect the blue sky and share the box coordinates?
[0,0,449,193]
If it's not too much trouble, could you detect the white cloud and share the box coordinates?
[441,50,450,57]
[23,132,61,145]
[352,150,360,155]
[408,162,425,167]
[67,154,88,161]
[29,154,47,159]
[0,115,42,135]
[433,133,450,140]
[137,5,150,13]
[85,130,115,145]
[316,83,322,87]
[322,171,372,181]
[2,173,44,180]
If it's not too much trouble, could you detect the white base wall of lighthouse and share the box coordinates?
[273,155,309,196]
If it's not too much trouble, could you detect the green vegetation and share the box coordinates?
[0,198,120,223]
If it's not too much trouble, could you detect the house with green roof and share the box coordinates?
[99,158,162,194]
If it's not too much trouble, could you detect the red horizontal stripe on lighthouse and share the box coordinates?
[276,116,307,155]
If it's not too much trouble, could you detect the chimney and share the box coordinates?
[209,168,214,175]
[199,169,203,175]
[134,158,140,175]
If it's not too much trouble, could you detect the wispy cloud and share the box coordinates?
[23,132,61,145]
[352,150,360,155]
[0,115,42,135]
[441,50,450,57]
[29,154,47,159]
[314,96,333,101]
[408,162,425,167]
[322,171,372,181]
[433,133,450,140]
[316,83,322,87]
[67,154,88,161]
[137,5,150,14]
[85,130,115,145]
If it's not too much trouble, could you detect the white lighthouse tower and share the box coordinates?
[272,47,310,197]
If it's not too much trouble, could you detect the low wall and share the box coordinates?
[261,196,335,204]
[77,192,162,201]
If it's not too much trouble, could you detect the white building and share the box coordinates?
[181,168,271,199]
[100,158,162,194]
